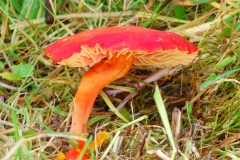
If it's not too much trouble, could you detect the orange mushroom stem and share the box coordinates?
[72,54,134,132]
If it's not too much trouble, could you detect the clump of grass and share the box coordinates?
[0,0,240,159]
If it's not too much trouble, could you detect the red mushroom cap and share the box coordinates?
[44,26,198,68]
[65,148,89,160]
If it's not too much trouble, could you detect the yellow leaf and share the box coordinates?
[90,132,110,148]
[55,152,66,160]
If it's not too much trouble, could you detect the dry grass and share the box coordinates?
[0,0,240,159]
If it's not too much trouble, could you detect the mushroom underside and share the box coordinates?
[55,45,198,68]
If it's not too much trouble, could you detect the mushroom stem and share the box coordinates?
[71,54,134,133]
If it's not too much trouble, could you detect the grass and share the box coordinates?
[0,0,240,159]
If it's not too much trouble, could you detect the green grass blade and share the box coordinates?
[100,91,129,123]
[154,85,177,160]
[200,68,240,91]
[215,56,236,70]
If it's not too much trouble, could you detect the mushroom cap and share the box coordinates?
[44,26,198,68]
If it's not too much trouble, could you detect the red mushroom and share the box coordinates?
[44,26,198,134]
[61,132,110,160]
[65,148,89,160]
